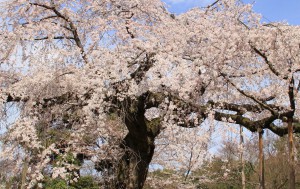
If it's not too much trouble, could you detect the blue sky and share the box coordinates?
[163,0,300,25]
[0,0,298,24]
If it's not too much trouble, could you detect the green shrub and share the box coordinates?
[44,176,98,189]
[44,179,75,189]
[73,176,98,189]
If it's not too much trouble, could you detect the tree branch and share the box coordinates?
[34,36,75,41]
[220,72,279,115]
[30,2,88,64]
[288,76,295,112]
[250,44,281,77]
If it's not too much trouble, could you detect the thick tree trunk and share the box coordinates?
[114,96,162,189]
[115,132,155,189]
[258,128,265,189]
[288,117,295,189]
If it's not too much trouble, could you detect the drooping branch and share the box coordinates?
[227,68,268,79]
[4,84,300,137]
[34,36,75,41]
[220,72,280,115]
[213,109,300,136]
[262,118,300,137]
[238,20,284,79]
[6,93,26,103]
[213,111,257,132]
[250,44,281,77]
[208,101,262,115]
[152,91,300,136]
[29,2,88,64]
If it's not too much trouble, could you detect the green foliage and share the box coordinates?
[150,169,176,179]
[52,152,81,167]
[44,179,75,189]
[190,157,255,189]
[44,176,98,189]
[73,176,98,189]
[190,135,300,189]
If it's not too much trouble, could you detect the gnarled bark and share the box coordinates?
[114,94,162,189]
